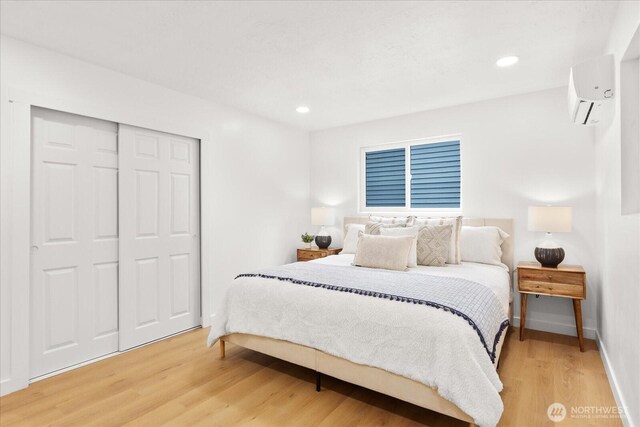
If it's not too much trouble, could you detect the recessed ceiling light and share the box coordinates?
[496,56,519,67]
[296,106,310,114]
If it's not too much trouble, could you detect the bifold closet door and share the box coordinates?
[118,124,200,350]
[30,108,119,378]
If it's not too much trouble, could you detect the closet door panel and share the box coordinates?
[135,170,160,238]
[93,262,119,338]
[118,124,200,350]
[42,267,79,352]
[94,166,118,240]
[169,253,191,318]
[30,108,119,378]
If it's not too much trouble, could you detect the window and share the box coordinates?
[365,147,406,207]
[361,137,461,211]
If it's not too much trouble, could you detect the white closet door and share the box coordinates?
[118,124,200,350]
[30,108,119,378]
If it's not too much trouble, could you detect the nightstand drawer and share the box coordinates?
[519,279,585,299]
[297,248,342,262]
[519,268,584,286]
[298,250,326,260]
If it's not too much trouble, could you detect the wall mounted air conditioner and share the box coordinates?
[568,54,615,126]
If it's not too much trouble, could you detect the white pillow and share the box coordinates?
[352,234,414,271]
[380,225,419,267]
[340,224,365,254]
[460,226,509,266]
[413,216,462,264]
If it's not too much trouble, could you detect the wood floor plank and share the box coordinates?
[0,327,622,426]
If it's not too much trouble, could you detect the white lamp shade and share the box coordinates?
[528,206,572,233]
[311,207,335,226]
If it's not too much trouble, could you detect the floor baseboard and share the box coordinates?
[596,331,632,427]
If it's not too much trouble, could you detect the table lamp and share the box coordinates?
[528,206,572,268]
[311,207,335,249]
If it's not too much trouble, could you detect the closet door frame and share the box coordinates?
[1,88,212,396]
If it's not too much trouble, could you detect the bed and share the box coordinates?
[209,217,514,427]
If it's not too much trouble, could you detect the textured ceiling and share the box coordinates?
[0,1,619,130]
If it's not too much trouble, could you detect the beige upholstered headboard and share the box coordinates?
[343,216,514,273]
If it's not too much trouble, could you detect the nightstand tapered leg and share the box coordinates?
[520,294,528,341]
[572,299,585,352]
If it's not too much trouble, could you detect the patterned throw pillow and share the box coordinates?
[413,216,462,264]
[416,224,453,267]
[368,215,413,225]
[365,222,406,235]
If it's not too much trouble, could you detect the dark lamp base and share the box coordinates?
[534,247,565,268]
[315,235,332,249]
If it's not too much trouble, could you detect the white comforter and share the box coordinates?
[208,254,510,427]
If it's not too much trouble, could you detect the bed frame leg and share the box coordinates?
[219,339,226,359]
[316,371,321,392]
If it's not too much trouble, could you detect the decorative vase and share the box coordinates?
[315,235,332,249]
[307,242,313,249]
[534,247,565,268]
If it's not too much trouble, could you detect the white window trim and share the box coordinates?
[358,134,462,215]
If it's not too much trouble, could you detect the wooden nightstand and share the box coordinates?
[517,261,586,351]
[297,248,342,262]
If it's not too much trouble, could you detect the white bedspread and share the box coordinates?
[208,255,511,427]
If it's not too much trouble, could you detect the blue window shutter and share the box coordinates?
[410,141,460,208]
[365,148,406,207]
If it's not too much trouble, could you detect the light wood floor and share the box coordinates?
[0,327,621,427]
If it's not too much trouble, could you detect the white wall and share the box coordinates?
[0,36,310,395]
[595,3,640,426]
[310,87,598,339]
